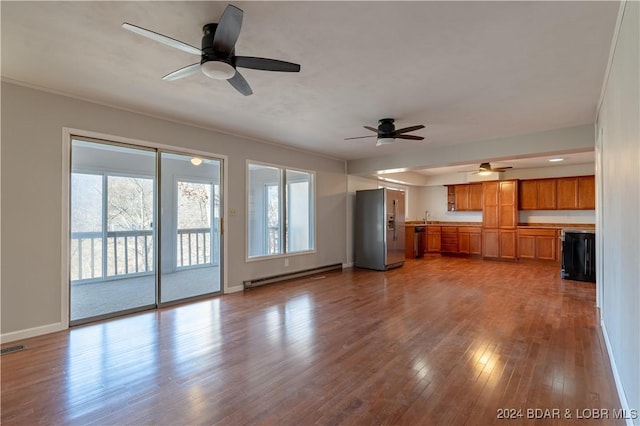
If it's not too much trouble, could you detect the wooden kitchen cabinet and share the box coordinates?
[455,185,470,211]
[537,179,557,209]
[482,229,500,258]
[517,228,558,262]
[458,227,482,255]
[578,175,595,209]
[520,176,593,210]
[482,181,499,228]
[483,180,518,260]
[441,226,458,253]
[499,180,518,228]
[447,184,483,211]
[469,183,483,210]
[447,186,456,211]
[519,180,538,210]
[427,226,441,252]
[557,177,579,209]
[499,230,517,259]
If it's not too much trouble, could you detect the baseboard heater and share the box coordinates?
[243,263,343,289]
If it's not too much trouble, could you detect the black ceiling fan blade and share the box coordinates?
[235,57,301,72]
[344,135,376,140]
[162,63,201,81]
[213,5,243,56]
[394,124,425,134]
[492,167,513,172]
[122,23,201,56]
[395,134,424,140]
[363,126,378,133]
[228,70,253,96]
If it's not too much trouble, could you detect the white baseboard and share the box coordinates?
[601,320,637,426]
[1,322,66,344]
[225,284,244,294]
[343,262,354,268]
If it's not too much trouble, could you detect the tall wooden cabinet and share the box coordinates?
[482,180,518,259]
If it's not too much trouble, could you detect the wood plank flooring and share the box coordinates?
[1,256,623,425]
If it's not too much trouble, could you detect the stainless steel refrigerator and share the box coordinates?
[354,188,405,270]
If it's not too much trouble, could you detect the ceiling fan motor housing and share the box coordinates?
[378,118,396,137]
[200,23,235,79]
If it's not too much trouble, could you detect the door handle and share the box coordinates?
[584,238,588,275]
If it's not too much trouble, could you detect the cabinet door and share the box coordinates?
[458,232,470,253]
[519,180,538,210]
[578,176,595,209]
[427,227,441,252]
[405,227,416,259]
[537,179,557,210]
[482,229,499,258]
[469,184,483,210]
[557,177,578,209]
[455,185,470,211]
[499,180,517,228]
[499,230,517,259]
[518,235,536,259]
[469,232,482,255]
[536,235,557,261]
[482,181,499,228]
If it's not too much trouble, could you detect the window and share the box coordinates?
[247,162,315,258]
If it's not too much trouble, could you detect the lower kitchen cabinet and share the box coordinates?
[499,230,517,259]
[483,229,516,259]
[517,228,558,262]
[441,226,458,253]
[458,227,482,255]
[427,226,441,252]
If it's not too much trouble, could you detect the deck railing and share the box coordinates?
[71,227,218,282]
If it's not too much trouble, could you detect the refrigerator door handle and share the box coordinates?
[584,238,588,275]
[393,200,397,241]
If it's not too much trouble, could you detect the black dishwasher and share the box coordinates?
[414,226,425,258]
[561,230,596,283]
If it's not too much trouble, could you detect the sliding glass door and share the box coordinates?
[159,153,222,303]
[70,140,156,323]
[70,139,223,324]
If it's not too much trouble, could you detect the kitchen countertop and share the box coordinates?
[405,221,595,230]
[405,221,482,227]
[517,223,595,229]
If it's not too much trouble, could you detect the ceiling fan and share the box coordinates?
[462,162,513,175]
[345,118,425,146]
[122,4,301,96]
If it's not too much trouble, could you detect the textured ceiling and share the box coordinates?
[1,1,619,164]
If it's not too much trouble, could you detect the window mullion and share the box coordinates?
[281,168,286,255]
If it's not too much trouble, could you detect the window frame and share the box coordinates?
[246,160,316,261]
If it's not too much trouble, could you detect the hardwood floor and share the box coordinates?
[1,256,623,425]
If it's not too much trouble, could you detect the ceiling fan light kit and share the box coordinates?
[122,4,301,95]
[201,60,235,79]
[376,137,395,146]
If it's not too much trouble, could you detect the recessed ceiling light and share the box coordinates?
[549,158,564,162]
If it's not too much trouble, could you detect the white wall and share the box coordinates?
[596,1,640,421]
[0,82,347,339]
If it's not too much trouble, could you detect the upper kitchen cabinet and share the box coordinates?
[469,183,483,210]
[520,175,594,210]
[519,179,557,210]
[578,175,595,209]
[557,175,595,210]
[447,183,483,211]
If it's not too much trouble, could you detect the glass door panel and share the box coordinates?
[70,139,156,323]
[160,153,222,303]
